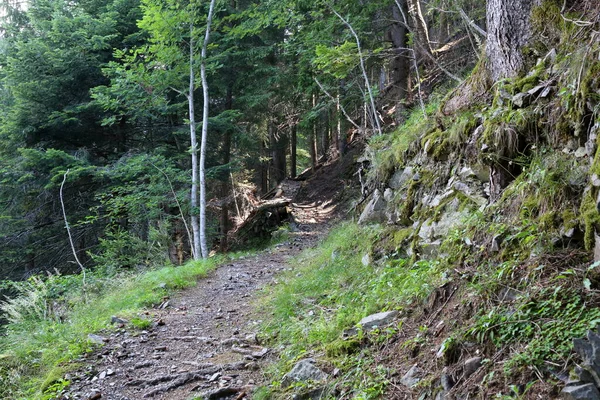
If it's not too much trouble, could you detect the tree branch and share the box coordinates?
[60,170,86,286]
[314,77,361,131]
[327,2,382,135]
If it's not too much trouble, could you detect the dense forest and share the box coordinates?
[2,0,600,399]
[0,0,484,279]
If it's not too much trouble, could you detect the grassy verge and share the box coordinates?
[257,222,444,399]
[0,256,223,400]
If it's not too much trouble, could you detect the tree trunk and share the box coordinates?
[406,0,432,55]
[290,124,297,178]
[269,122,286,185]
[390,0,411,122]
[486,0,537,199]
[310,94,318,171]
[486,0,537,81]
[219,85,233,252]
[188,28,200,261]
[199,0,217,259]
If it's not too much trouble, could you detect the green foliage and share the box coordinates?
[468,285,600,373]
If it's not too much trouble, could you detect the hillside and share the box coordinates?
[2,1,600,399]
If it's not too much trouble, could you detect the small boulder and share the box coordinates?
[400,364,423,388]
[561,383,600,400]
[87,334,107,344]
[111,316,129,325]
[282,359,327,388]
[463,356,482,378]
[389,167,413,189]
[358,190,386,224]
[358,310,398,330]
[361,253,370,267]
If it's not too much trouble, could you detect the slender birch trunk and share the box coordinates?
[199,0,217,258]
[188,26,200,261]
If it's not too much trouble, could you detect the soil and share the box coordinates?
[63,157,356,400]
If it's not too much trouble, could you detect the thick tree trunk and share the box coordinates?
[485,0,537,200]
[390,1,411,122]
[486,0,537,81]
[269,123,286,185]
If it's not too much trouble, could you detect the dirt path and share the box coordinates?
[64,179,340,400]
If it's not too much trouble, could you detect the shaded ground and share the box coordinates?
[63,157,355,400]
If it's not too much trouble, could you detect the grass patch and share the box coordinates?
[258,222,443,398]
[0,256,222,399]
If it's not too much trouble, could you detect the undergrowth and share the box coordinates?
[0,256,223,400]
[258,222,443,398]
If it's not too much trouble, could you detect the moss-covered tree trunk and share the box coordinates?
[486,0,538,200]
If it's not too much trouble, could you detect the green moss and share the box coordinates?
[325,338,360,357]
[580,187,600,250]
[393,227,413,247]
[399,179,419,224]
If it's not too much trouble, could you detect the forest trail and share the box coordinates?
[64,163,350,400]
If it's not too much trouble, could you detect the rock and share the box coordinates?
[592,174,600,187]
[282,359,327,388]
[99,370,107,380]
[111,316,129,325]
[458,167,476,180]
[361,254,370,266]
[418,220,435,241]
[358,310,398,330]
[575,147,588,158]
[512,92,531,108]
[251,348,269,358]
[441,370,454,391]
[561,383,600,400]
[389,167,413,189]
[463,357,482,378]
[400,364,423,388]
[421,240,442,258]
[87,334,107,344]
[358,189,386,224]
[491,234,503,252]
[383,188,394,202]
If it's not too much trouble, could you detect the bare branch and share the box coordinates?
[59,170,86,286]
[150,162,194,260]
[314,77,361,131]
[458,8,487,38]
[327,2,382,135]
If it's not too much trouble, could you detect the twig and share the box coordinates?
[327,2,382,135]
[150,161,194,259]
[458,8,487,38]
[426,286,457,325]
[60,170,86,287]
[314,77,362,131]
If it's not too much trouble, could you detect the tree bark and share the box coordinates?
[486,0,538,81]
[199,0,217,259]
[406,0,432,55]
[188,27,200,261]
[269,122,286,185]
[219,85,233,252]
[290,124,297,178]
[390,1,411,122]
